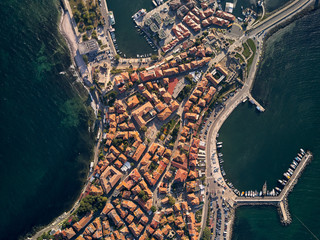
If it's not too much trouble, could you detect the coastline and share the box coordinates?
[28,4,99,240]
[28,0,318,239]
[202,1,317,239]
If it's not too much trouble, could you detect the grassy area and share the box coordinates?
[217,85,237,102]
[246,39,257,74]
[242,42,251,59]
[235,53,245,64]
[227,38,235,45]
[247,39,256,52]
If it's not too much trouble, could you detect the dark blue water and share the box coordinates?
[220,0,291,17]
[108,0,154,57]
[0,0,94,239]
[218,8,320,240]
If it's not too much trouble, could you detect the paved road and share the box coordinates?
[248,0,314,36]
[100,0,117,55]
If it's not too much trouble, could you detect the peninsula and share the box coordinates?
[32,0,317,239]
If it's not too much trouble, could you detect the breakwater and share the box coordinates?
[234,151,313,225]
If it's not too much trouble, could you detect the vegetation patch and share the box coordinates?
[235,53,245,64]
[242,42,251,59]
[246,39,256,73]
[70,0,103,33]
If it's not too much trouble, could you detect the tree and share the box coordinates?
[115,54,120,61]
[142,195,149,202]
[151,54,158,61]
[202,227,211,240]
[168,196,175,206]
[151,206,157,212]
[82,55,88,64]
[83,34,89,41]
[185,74,193,82]
[139,190,146,199]
[141,126,147,132]
[91,30,98,40]
[76,195,107,217]
[73,10,81,23]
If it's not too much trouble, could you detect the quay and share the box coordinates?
[248,93,265,112]
[234,151,313,225]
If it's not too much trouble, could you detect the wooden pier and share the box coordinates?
[234,151,313,225]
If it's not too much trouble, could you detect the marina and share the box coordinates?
[234,150,313,225]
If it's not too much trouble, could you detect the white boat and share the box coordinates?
[132,9,147,21]
[152,0,158,7]
[108,11,116,25]
[275,187,282,192]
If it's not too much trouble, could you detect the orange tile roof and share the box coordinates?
[73,211,93,232]
[155,102,167,112]
[162,92,172,104]
[64,227,76,239]
[174,169,188,182]
[148,142,159,154]
[157,107,172,121]
[130,72,139,82]
[163,67,179,76]
[215,63,229,76]
[121,72,130,81]
[216,10,236,21]
[127,95,140,109]
[132,143,146,162]
[185,112,199,121]
[139,70,156,82]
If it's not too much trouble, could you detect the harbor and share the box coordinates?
[234,150,313,225]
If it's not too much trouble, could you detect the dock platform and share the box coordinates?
[248,93,265,112]
[234,151,312,225]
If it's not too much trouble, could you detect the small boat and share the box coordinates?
[283,173,290,179]
[217,142,223,145]
[275,187,282,192]
[300,148,305,154]
[298,153,303,158]
[290,164,296,170]
[241,191,244,196]
[152,0,158,7]
[259,191,263,196]
[245,191,248,197]
[292,160,298,166]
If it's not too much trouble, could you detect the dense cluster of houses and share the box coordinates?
[50,1,238,238]
[161,1,236,53]
[113,47,212,94]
